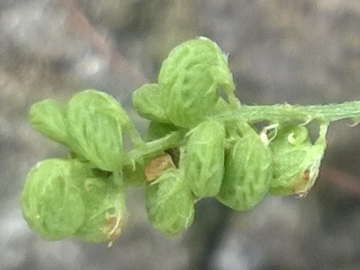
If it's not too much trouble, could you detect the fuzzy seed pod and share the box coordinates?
[269,124,328,196]
[132,84,169,123]
[73,173,127,244]
[217,123,273,211]
[29,99,70,146]
[20,159,86,240]
[21,159,127,243]
[158,37,235,128]
[184,120,226,197]
[146,169,195,235]
[66,90,126,171]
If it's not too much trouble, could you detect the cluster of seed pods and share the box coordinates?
[133,37,328,235]
[21,37,328,244]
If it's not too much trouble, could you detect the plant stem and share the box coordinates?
[124,101,360,166]
[124,130,186,165]
[224,101,360,124]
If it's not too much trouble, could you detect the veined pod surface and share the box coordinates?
[217,123,273,211]
[132,84,169,123]
[20,159,85,241]
[73,173,127,244]
[184,120,225,197]
[29,99,70,146]
[66,90,126,172]
[269,124,328,196]
[158,37,236,128]
[146,169,195,235]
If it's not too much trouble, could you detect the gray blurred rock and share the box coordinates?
[2,0,360,269]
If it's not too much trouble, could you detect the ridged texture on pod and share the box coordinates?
[269,124,328,196]
[217,123,273,211]
[132,83,169,123]
[21,159,127,243]
[66,90,125,171]
[146,169,195,235]
[158,37,235,128]
[184,120,225,197]
[73,173,127,244]
[20,159,85,240]
[29,99,70,146]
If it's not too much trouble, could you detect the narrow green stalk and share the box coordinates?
[125,130,186,165]
[223,101,360,124]
[125,102,360,166]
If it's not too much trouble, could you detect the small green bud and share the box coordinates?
[269,124,328,196]
[66,90,125,171]
[132,84,169,123]
[29,99,70,145]
[146,169,195,235]
[20,159,85,240]
[184,120,225,197]
[158,37,235,128]
[217,123,273,211]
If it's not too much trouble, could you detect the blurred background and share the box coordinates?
[1,0,360,269]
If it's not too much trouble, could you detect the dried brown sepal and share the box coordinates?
[145,153,176,181]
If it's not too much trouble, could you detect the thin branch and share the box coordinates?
[58,0,148,87]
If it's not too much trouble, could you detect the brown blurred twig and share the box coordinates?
[319,165,360,198]
[58,0,148,87]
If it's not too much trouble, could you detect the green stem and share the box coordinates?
[224,101,360,124]
[124,130,186,165]
[123,101,360,166]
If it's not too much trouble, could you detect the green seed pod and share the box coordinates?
[66,90,126,171]
[269,123,328,196]
[158,37,236,128]
[217,123,273,211]
[73,173,127,244]
[146,169,195,235]
[20,159,85,241]
[29,99,70,146]
[184,120,225,197]
[132,84,169,123]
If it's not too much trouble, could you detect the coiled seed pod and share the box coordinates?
[132,84,169,123]
[269,123,328,196]
[158,37,236,128]
[20,159,85,240]
[29,99,70,146]
[66,90,126,171]
[146,169,195,235]
[217,123,273,211]
[184,120,225,197]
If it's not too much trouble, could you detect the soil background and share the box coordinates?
[1,1,360,269]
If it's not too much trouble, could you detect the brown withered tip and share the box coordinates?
[302,170,310,181]
[145,153,176,181]
[104,213,124,247]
